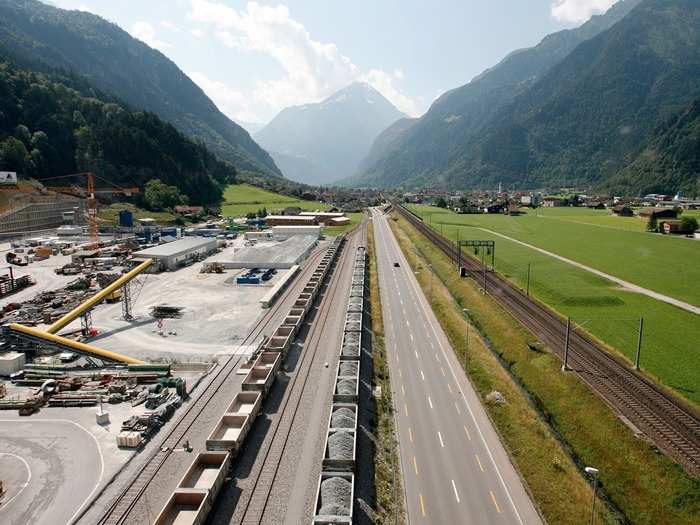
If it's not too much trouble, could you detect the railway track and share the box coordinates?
[393,203,700,477]
[95,246,329,525]
[237,224,364,524]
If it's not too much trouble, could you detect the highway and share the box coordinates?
[371,208,542,524]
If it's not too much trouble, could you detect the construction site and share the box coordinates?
[0,173,372,525]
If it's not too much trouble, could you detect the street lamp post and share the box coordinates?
[585,466,599,525]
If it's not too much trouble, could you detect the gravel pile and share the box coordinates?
[339,362,358,376]
[331,407,355,429]
[319,476,351,516]
[328,431,354,460]
[336,379,356,395]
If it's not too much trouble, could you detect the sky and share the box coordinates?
[47,0,620,128]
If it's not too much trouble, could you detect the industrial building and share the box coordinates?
[224,235,317,269]
[299,211,346,222]
[131,237,218,271]
[264,215,318,226]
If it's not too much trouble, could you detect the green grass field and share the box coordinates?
[410,205,700,305]
[221,183,328,216]
[408,205,700,405]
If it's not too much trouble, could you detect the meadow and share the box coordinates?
[408,205,700,404]
[410,205,700,305]
[221,183,328,216]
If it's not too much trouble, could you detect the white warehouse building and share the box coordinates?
[132,237,218,271]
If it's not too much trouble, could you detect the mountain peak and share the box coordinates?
[255,82,406,185]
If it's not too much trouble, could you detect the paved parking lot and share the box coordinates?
[0,419,103,525]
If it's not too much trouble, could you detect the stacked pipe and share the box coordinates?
[153,236,346,525]
[312,245,366,525]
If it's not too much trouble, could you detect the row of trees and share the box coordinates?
[0,62,236,205]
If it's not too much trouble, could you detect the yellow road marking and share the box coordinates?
[464,425,471,440]
[408,427,413,442]
[475,454,484,472]
[413,456,419,476]
[419,493,426,517]
[490,491,502,513]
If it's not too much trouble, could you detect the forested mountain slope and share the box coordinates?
[349,0,646,189]
[0,61,235,205]
[0,0,281,178]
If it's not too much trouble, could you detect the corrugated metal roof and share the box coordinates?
[133,237,216,258]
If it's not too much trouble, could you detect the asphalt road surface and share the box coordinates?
[371,208,541,524]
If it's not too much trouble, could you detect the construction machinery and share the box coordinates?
[5,258,154,365]
[40,172,139,248]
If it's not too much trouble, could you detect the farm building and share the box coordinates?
[612,206,634,217]
[265,215,318,226]
[131,237,218,271]
[638,207,678,219]
[542,197,565,207]
[661,220,684,234]
[329,216,351,226]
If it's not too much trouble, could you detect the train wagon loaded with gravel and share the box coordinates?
[312,471,355,525]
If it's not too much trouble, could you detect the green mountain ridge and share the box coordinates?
[0,0,281,179]
[0,61,235,205]
[345,0,700,194]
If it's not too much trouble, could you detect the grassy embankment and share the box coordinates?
[409,205,700,405]
[389,211,699,525]
[221,183,328,216]
[97,202,176,225]
[368,221,405,524]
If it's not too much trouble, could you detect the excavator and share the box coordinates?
[5,258,154,364]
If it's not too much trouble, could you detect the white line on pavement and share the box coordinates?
[452,480,461,503]
[428,396,433,409]
[438,431,445,448]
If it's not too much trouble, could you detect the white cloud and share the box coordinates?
[131,21,170,51]
[188,0,419,117]
[190,28,205,38]
[551,0,618,24]
[160,20,181,32]
[189,71,259,123]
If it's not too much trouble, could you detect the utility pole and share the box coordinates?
[463,309,470,370]
[526,263,531,296]
[562,316,571,371]
[634,316,644,371]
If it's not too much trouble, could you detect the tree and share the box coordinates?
[646,213,658,232]
[680,216,698,233]
[144,179,187,211]
[435,196,447,208]
[0,137,30,173]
